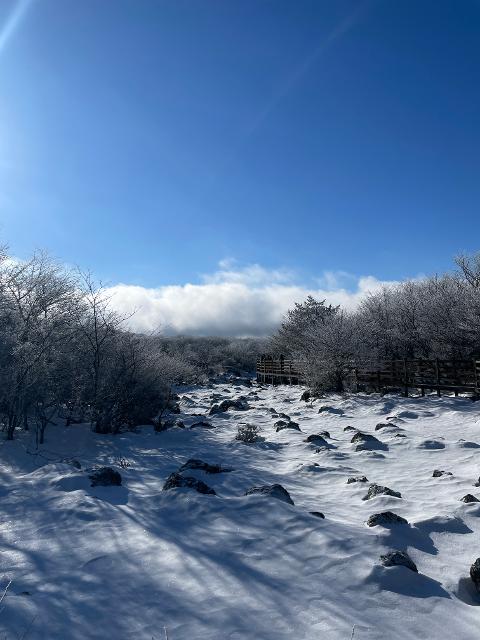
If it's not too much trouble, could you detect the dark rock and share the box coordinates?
[190,420,215,429]
[163,418,185,429]
[457,439,480,449]
[380,550,418,572]
[163,472,216,495]
[310,511,325,519]
[300,390,311,402]
[474,477,480,487]
[363,483,402,500]
[305,434,329,447]
[394,433,407,438]
[179,459,232,474]
[367,511,408,527]
[432,469,452,478]
[470,558,480,592]
[89,467,122,487]
[418,439,445,450]
[347,476,368,484]
[275,421,301,432]
[318,406,344,415]
[245,484,294,505]
[461,494,479,503]
[318,430,330,438]
[209,398,250,415]
[344,426,356,432]
[375,423,390,431]
[69,459,81,470]
[351,432,386,452]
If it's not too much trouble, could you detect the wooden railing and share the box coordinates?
[355,358,480,397]
[256,356,480,396]
[256,356,305,385]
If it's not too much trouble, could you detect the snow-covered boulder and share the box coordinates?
[363,483,402,500]
[89,467,122,487]
[418,439,445,450]
[380,550,418,572]
[351,432,386,452]
[245,484,294,505]
[163,472,216,495]
[470,558,480,592]
[432,469,452,477]
[305,434,329,447]
[367,511,408,527]
[209,398,250,415]
[275,420,301,432]
[460,494,479,503]
[318,406,344,415]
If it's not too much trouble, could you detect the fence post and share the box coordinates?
[474,359,479,399]
[435,358,441,397]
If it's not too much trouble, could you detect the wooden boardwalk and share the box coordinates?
[256,355,480,397]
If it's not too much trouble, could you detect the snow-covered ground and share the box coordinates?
[1,383,480,639]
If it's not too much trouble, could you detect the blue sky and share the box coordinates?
[1,1,479,334]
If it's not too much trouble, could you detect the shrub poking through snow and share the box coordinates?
[235,423,262,443]
[300,390,311,402]
[245,484,294,505]
[309,511,325,519]
[88,467,122,487]
[380,550,418,572]
[363,483,402,500]
[162,472,216,495]
[470,558,480,592]
[367,512,408,527]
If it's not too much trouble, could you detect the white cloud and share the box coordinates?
[105,262,398,337]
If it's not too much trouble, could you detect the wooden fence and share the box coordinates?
[355,358,480,397]
[256,356,480,397]
[256,356,305,385]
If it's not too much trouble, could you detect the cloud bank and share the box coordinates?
[106,263,397,337]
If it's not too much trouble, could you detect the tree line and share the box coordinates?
[0,246,265,442]
[270,254,480,393]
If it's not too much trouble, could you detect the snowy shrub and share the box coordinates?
[235,423,261,443]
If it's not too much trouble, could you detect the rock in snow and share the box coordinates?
[305,434,329,447]
[275,420,301,432]
[460,494,479,503]
[347,476,369,484]
[432,469,453,477]
[367,511,408,527]
[380,550,418,572]
[88,467,122,487]
[470,558,480,592]
[163,472,216,495]
[245,484,294,505]
[363,483,402,501]
[178,459,232,474]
